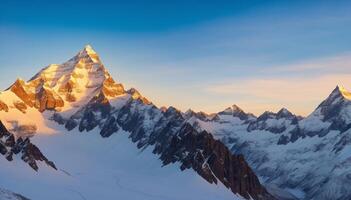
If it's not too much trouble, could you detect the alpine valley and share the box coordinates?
[0,45,350,200]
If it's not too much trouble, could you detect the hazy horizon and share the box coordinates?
[2,0,351,116]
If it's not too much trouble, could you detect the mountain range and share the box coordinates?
[0,45,350,200]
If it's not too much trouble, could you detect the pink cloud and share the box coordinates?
[206,74,351,116]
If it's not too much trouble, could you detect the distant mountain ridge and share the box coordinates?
[185,87,351,200]
[2,45,351,200]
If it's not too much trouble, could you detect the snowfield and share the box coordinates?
[0,121,241,200]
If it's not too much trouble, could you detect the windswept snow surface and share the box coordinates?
[0,121,241,200]
[189,112,351,200]
[0,188,29,200]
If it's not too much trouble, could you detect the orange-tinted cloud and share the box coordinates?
[204,53,351,116]
[206,74,351,116]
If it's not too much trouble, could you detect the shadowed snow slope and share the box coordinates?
[0,124,239,200]
[0,188,29,200]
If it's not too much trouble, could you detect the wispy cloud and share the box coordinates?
[264,52,351,74]
[205,53,351,116]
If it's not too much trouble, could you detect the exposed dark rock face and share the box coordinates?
[318,87,346,121]
[276,108,296,120]
[315,86,351,132]
[127,88,151,104]
[35,87,64,112]
[58,81,77,102]
[0,121,56,171]
[333,133,351,153]
[183,109,219,122]
[13,101,27,114]
[54,95,275,200]
[102,76,125,98]
[160,123,274,200]
[277,135,290,145]
[277,86,351,145]
[0,100,9,112]
[100,116,119,137]
[7,78,64,113]
[9,79,35,107]
[247,108,300,134]
[277,125,306,145]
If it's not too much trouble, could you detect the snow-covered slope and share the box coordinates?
[0,45,273,200]
[0,123,241,200]
[0,188,29,200]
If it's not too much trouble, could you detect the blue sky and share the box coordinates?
[1,0,351,115]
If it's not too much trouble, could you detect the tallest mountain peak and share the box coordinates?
[82,44,96,54]
[22,45,124,108]
[75,44,100,63]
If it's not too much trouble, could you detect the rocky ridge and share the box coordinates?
[186,89,351,200]
[0,121,56,171]
[0,45,273,200]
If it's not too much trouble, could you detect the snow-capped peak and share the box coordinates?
[336,85,351,100]
[2,45,125,115]
[83,44,96,54]
[276,108,295,119]
[316,85,351,111]
[219,104,244,115]
[302,85,351,133]
[75,44,100,63]
[218,104,253,121]
[184,108,195,115]
[278,108,289,114]
[26,45,108,106]
[324,85,351,102]
[232,104,242,112]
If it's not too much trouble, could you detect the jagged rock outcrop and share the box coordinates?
[54,92,274,200]
[1,45,274,200]
[9,79,35,107]
[160,123,274,200]
[218,104,255,121]
[127,88,151,104]
[0,100,9,112]
[0,121,56,171]
[247,108,300,133]
[314,86,351,132]
[102,76,125,98]
[190,86,351,200]
[277,86,351,145]
[7,78,64,113]
[183,109,219,122]
[13,101,27,113]
[35,87,64,112]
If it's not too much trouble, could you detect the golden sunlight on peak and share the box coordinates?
[338,85,351,100]
[83,44,96,54]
